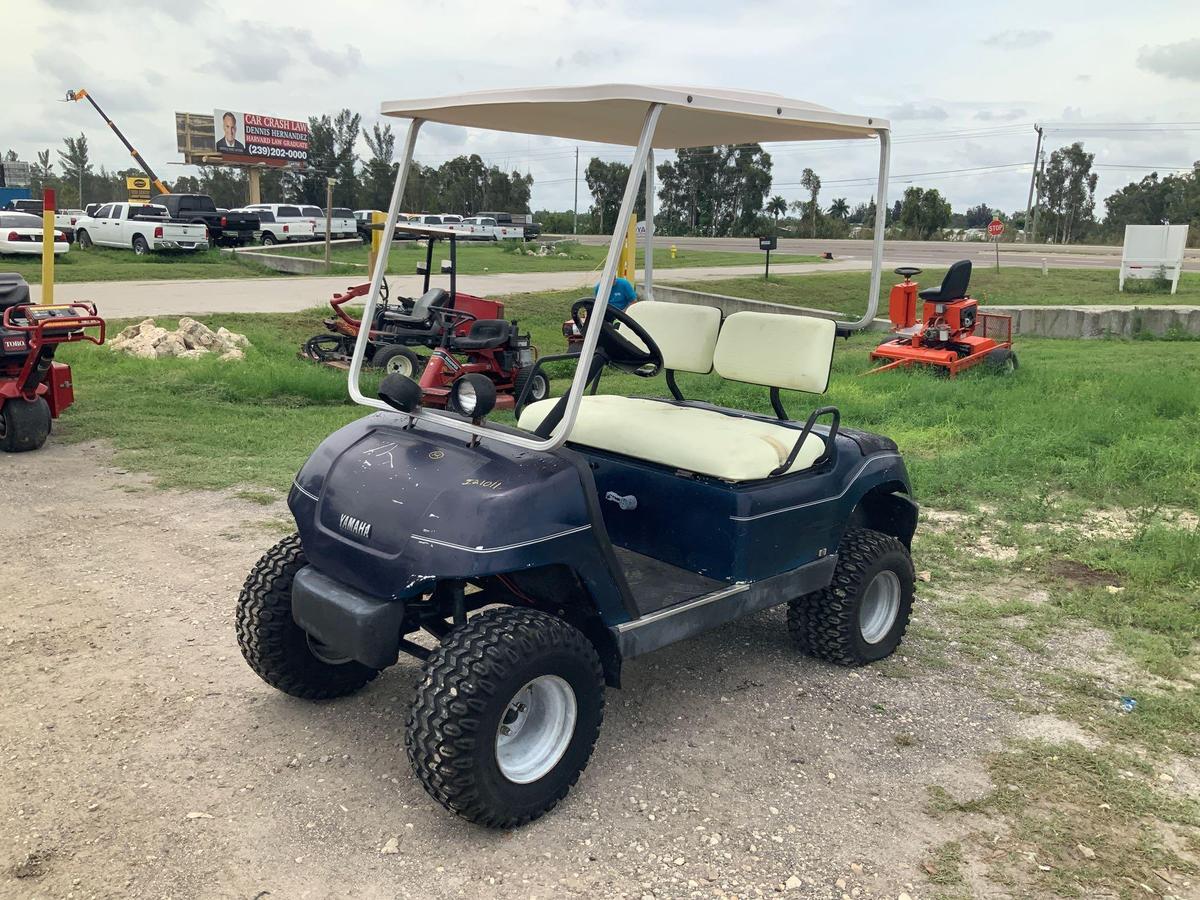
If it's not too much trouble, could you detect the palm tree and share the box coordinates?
[766,195,788,225]
[799,168,821,237]
[828,197,850,220]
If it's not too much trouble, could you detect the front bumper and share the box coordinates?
[291,566,404,669]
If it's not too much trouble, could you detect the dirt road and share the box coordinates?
[2,443,1007,900]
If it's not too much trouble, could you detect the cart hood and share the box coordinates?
[289,412,593,598]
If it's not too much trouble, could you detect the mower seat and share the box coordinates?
[918,259,971,303]
[379,288,450,327]
[0,273,31,313]
[450,319,511,351]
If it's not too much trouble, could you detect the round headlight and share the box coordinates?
[451,374,497,419]
[378,372,423,413]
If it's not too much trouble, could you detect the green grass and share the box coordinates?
[928,740,1199,899]
[666,267,1200,313]
[0,246,325,284]
[6,241,820,284]
[54,287,1200,509]
[272,239,821,276]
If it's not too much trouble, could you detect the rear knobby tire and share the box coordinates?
[406,607,605,828]
[787,527,914,666]
[235,533,379,700]
[0,397,51,452]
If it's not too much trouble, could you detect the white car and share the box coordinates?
[231,208,315,245]
[0,211,69,255]
[74,203,209,254]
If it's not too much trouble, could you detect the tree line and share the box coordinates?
[10,126,1199,245]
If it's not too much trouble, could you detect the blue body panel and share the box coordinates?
[290,410,912,630]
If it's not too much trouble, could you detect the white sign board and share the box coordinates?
[1120,224,1188,295]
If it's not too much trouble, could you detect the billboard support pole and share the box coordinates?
[248,168,261,205]
[325,178,336,271]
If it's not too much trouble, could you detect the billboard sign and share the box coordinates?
[213,109,309,167]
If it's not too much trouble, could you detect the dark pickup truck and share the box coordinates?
[153,194,260,246]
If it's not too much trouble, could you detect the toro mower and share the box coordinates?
[237,86,918,829]
[1,273,105,452]
[868,260,1015,376]
[301,226,547,409]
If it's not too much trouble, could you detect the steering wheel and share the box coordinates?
[571,298,663,376]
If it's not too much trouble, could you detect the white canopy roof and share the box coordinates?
[381,85,887,148]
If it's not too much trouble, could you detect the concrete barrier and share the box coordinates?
[986,304,1200,339]
[224,239,365,275]
[649,284,1200,339]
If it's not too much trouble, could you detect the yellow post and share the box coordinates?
[617,213,637,286]
[369,210,386,274]
[41,188,56,306]
[670,244,677,259]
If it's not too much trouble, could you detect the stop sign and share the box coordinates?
[988,218,1005,238]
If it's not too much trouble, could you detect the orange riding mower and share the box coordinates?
[867,260,1016,377]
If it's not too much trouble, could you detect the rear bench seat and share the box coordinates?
[517,302,836,481]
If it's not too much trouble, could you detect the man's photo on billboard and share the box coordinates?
[216,111,246,153]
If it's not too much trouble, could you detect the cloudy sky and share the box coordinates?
[9,0,1199,215]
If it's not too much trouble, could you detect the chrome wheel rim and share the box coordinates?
[306,633,352,666]
[531,376,548,401]
[859,570,901,644]
[495,675,577,784]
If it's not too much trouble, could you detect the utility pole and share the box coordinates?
[324,177,336,270]
[1030,150,1045,245]
[573,146,579,234]
[1023,124,1043,242]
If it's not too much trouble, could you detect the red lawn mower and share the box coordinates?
[300,225,548,409]
[868,260,1016,377]
[1,273,106,452]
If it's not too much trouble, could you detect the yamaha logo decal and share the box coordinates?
[338,513,372,541]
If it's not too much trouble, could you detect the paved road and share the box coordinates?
[29,260,865,319]
[569,235,1200,272]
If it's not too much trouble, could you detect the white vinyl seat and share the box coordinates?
[517,395,826,480]
[518,306,838,482]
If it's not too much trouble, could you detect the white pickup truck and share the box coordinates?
[228,208,315,245]
[458,216,526,241]
[74,202,209,254]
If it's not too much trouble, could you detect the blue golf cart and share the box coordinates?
[236,85,914,828]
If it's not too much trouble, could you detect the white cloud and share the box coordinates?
[975,109,1028,122]
[982,29,1053,49]
[1137,39,1200,82]
[889,103,949,121]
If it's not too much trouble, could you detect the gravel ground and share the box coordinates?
[1,443,1011,900]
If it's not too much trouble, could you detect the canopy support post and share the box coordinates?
[348,118,423,406]
[643,149,655,301]
[845,129,890,332]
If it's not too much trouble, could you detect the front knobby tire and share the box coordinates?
[787,527,914,666]
[406,607,605,828]
[235,533,379,699]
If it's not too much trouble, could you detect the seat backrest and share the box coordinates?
[626,300,721,374]
[410,288,449,319]
[0,273,31,312]
[465,319,510,342]
[712,311,836,394]
[937,259,972,301]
